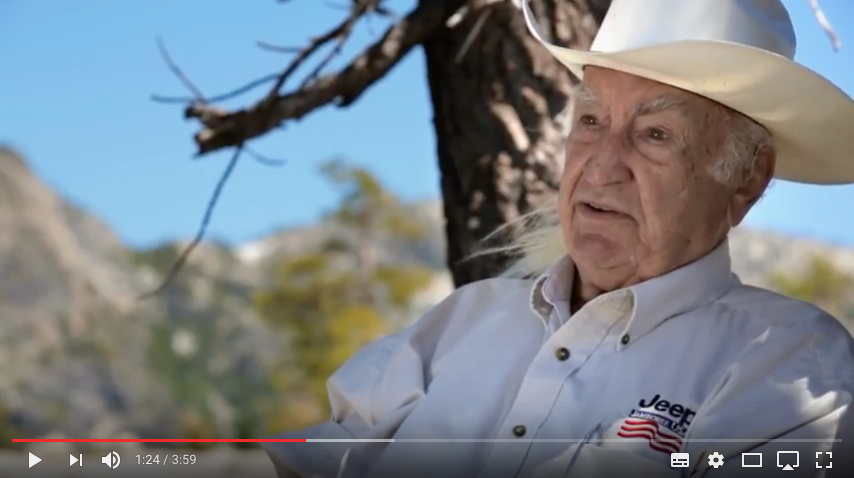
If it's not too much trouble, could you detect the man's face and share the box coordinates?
[558,67,761,291]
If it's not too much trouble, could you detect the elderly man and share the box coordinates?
[264,0,854,477]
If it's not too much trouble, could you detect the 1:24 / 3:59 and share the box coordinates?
[136,454,197,465]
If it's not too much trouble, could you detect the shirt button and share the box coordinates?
[512,425,527,437]
[621,334,631,345]
[555,347,570,361]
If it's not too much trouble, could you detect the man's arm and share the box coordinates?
[261,329,427,478]
[259,279,490,478]
[682,312,854,478]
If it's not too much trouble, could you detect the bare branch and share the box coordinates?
[137,145,244,302]
[807,0,841,51]
[245,146,287,167]
[256,41,303,53]
[186,0,460,156]
[156,37,206,102]
[152,73,280,104]
[263,0,386,102]
[141,0,462,298]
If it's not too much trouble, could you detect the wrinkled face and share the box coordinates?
[559,67,769,291]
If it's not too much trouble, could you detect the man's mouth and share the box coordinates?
[579,201,627,218]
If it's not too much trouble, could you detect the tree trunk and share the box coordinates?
[422,0,609,287]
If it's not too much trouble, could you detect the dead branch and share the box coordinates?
[262,2,374,100]
[256,41,302,53]
[183,0,461,156]
[152,73,281,104]
[156,37,206,102]
[140,40,286,300]
[137,145,244,302]
[245,146,287,167]
[140,1,456,300]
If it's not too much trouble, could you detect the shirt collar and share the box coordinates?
[529,239,736,342]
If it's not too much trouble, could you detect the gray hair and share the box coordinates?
[481,88,773,279]
[708,113,773,184]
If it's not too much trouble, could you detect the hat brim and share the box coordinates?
[523,7,854,185]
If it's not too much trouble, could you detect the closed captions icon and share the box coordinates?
[101,451,121,469]
[670,453,690,468]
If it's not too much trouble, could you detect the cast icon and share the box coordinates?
[777,451,799,471]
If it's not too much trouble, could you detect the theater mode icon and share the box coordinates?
[670,453,690,467]
[742,452,762,467]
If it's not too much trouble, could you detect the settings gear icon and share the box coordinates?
[708,452,725,468]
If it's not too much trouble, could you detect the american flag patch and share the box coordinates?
[616,417,684,454]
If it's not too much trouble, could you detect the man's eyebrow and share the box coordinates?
[572,83,601,105]
[633,94,688,116]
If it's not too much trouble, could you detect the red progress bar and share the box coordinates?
[12,439,306,443]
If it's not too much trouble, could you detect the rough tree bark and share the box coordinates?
[423,0,608,286]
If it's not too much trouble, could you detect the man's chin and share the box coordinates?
[571,231,633,260]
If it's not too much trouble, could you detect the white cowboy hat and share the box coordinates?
[519,0,854,185]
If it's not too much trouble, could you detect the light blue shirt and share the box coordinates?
[263,241,854,478]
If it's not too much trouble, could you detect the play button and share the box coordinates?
[28,452,41,468]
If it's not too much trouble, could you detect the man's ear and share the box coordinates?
[728,145,776,227]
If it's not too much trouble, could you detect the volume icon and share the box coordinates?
[101,451,121,469]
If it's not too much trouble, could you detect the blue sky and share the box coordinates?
[1,0,853,249]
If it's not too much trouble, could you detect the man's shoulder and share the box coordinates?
[720,281,847,328]
[401,276,539,351]
[718,282,854,384]
[425,276,536,319]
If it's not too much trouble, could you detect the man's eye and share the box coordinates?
[579,115,599,126]
[646,127,669,141]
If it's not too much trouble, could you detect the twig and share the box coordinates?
[807,0,841,52]
[265,0,381,100]
[298,24,357,89]
[245,146,287,167]
[156,37,206,102]
[256,41,302,54]
[137,145,244,302]
[152,73,281,104]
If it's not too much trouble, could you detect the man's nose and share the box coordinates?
[581,140,632,186]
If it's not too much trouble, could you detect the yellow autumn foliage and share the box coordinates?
[253,159,436,430]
